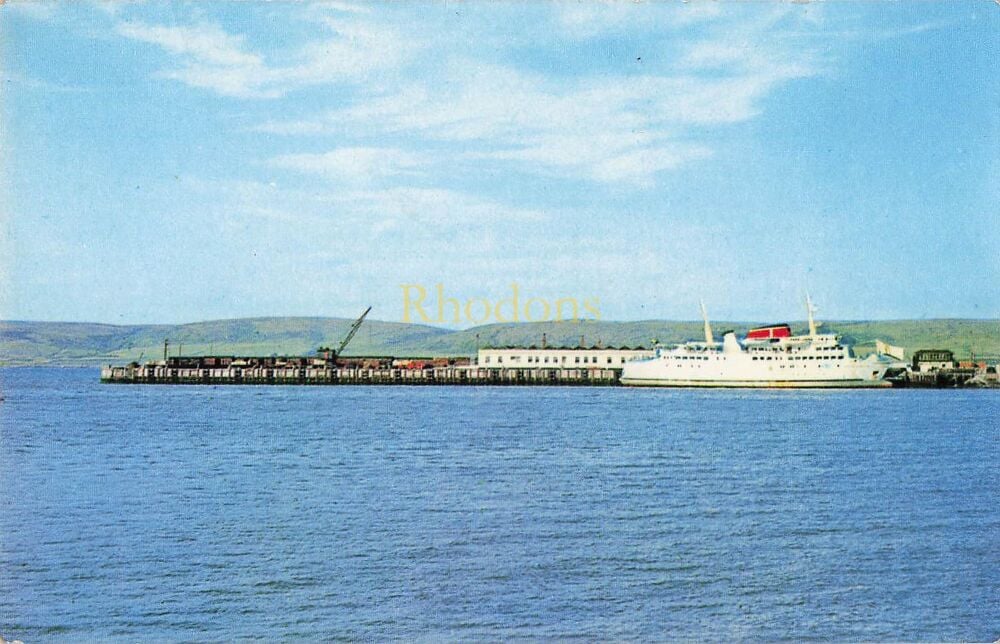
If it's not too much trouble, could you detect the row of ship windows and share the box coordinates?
[668,354,844,361]
[749,346,844,353]
[752,355,844,361]
[483,356,625,365]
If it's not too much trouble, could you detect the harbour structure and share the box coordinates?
[620,297,900,388]
[101,320,639,386]
[98,303,996,388]
[477,342,652,369]
[910,349,956,372]
[100,355,622,386]
[100,348,998,388]
[901,349,1000,387]
[101,305,629,385]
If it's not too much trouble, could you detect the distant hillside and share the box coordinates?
[0,317,997,366]
[0,317,451,367]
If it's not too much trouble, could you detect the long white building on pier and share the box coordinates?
[477,346,653,369]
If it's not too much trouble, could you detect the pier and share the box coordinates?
[99,342,999,389]
[99,323,642,387]
[100,362,624,386]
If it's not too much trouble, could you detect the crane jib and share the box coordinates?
[336,306,372,357]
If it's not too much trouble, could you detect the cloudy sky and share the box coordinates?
[2,1,997,325]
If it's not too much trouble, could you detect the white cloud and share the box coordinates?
[115,15,418,98]
[317,1,372,15]
[267,52,811,185]
[481,131,713,186]
[2,73,95,94]
[254,2,827,187]
[349,187,545,224]
[592,146,714,186]
[270,17,415,89]
[181,176,545,232]
[270,147,424,184]
[555,2,723,40]
[115,20,275,98]
[117,21,261,67]
[118,4,825,187]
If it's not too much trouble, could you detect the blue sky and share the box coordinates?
[1,1,997,326]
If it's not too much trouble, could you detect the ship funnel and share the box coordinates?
[723,331,742,354]
[700,300,714,345]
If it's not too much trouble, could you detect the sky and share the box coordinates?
[1,1,998,327]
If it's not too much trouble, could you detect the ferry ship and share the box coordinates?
[620,297,897,388]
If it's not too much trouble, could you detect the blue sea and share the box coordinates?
[1,368,997,641]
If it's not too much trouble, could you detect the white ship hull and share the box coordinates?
[620,304,895,389]
[621,350,892,388]
[620,376,891,388]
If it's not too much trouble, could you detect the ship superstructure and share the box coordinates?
[620,297,896,388]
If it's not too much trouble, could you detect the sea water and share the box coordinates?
[1,368,997,640]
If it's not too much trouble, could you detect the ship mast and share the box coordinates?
[700,300,714,346]
[806,293,818,338]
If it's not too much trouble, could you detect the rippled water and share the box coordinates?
[1,368,997,640]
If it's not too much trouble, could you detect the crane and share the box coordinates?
[319,306,372,365]
[337,306,371,356]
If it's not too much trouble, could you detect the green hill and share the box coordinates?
[1,317,997,366]
[0,317,451,366]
